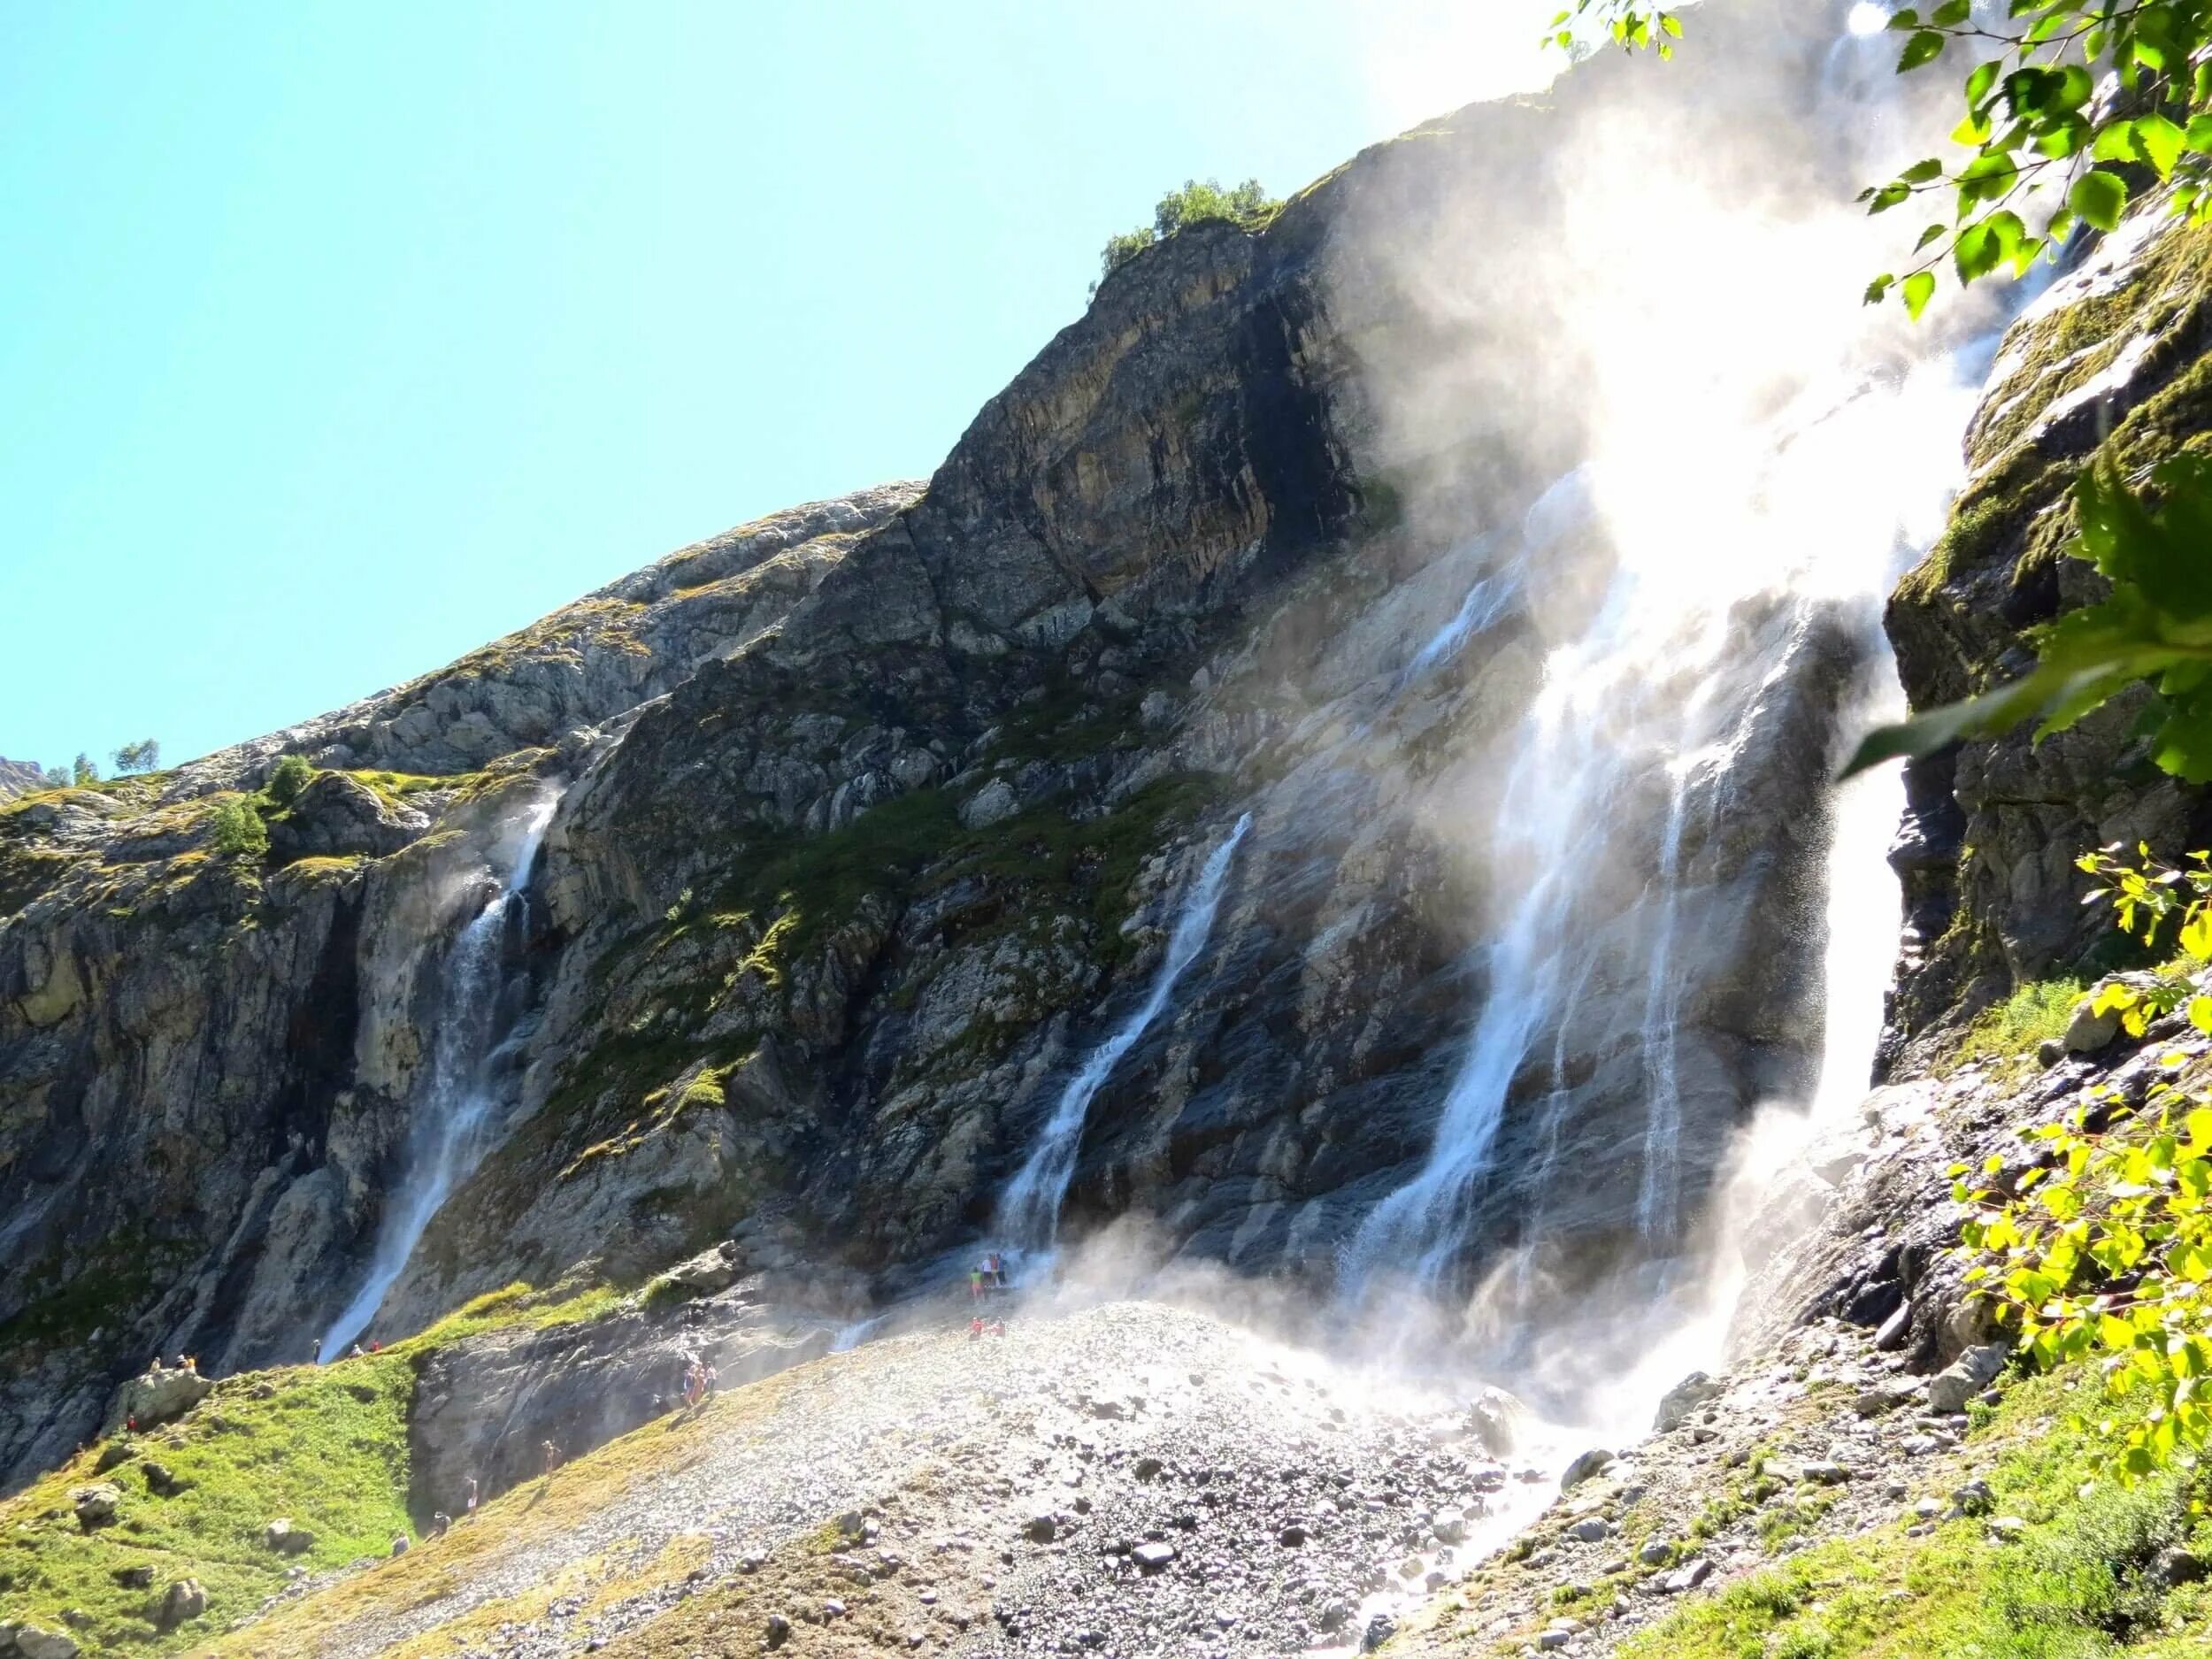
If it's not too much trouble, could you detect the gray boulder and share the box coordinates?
[70,1483,120,1527]
[156,1578,206,1631]
[1654,1371,1724,1432]
[1561,1448,1614,1491]
[103,1367,211,1436]
[1927,1342,2009,1414]
[15,1631,81,1659]
[263,1518,316,1555]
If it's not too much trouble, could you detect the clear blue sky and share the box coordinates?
[1,2,1544,772]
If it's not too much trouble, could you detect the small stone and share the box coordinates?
[1565,1517,1612,1543]
[1928,1344,2009,1414]
[1133,1455,1164,1481]
[1800,1462,1849,1486]
[263,1518,315,1555]
[1537,1632,1571,1652]
[1654,1372,1724,1432]
[1279,1522,1310,1546]
[1901,1435,1940,1456]
[1363,1612,1397,1651]
[1561,1449,1614,1492]
[111,1565,156,1589]
[1989,1517,2028,1541]
[2064,995,2122,1054]
[2155,1548,2207,1586]
[1912,1497,1942,1520]
[764,1612,792,1647]
[1663,1558,1713,1594]
[1432,1507,1468,1544]
[1133,1541,1177,1571]
[1953,1479,1995,1516]
[1638,1539,1675,1567]
[1875,1303,1913,1351]
[1025,1512,1058,1544]
[824,1598,847,1617]
[156,1579,206,1632]
[15,1628,82,1659]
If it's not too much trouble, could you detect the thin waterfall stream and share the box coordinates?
[319,793,560,1359]
[994,813,1252,1264]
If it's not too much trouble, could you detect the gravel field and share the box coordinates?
[271,1299,1570,1659]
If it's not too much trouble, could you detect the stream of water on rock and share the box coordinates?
[319,793,559,1360]
[994,812,1253,1267]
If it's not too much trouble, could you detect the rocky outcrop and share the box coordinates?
[0,759,48,803]
[406,1271,849,1514]
[1884,206,2212,1059]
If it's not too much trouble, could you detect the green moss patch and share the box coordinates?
[1618,1371,2212,1659]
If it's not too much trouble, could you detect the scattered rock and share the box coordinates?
[1989,1516,2028,1541]
[1952,1480,1995,1517]
[69,1484,121,1529]
[1432,1508,1468,1544]
[1469,1386,1530,1456]
[141,1461,182,1496]
[1800,1462,1849,1486]
[1565,1517,1612,1542]
[764,1611,791,1647]
[103,1368,212,1437]
[1927,1343,2009,1414]
[110,1565,155,1590]
[1279,1521,1310,1546]
[1638,1539,1675,1567]
[156,1578,206,1632]
[2155,1548,2207,1586]
[263,1518,316,1555]
[959,780,1018,830]
[1025,1511,1057,1544]
[1654,1372,1724,1432]
[1663,1557,1713,1594]
[2064,993,2123,1054]
[1133,1541,1178,1571]
[1855,1376,1923,1417]
[1561,1448,1614,1491]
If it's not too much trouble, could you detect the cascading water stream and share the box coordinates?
[319,793,559,1359]
[995,813,1252,1262]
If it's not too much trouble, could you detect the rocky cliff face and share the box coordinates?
[1883,209,2212,1064]
[2,2,1980,1492]
[0,762,47,803]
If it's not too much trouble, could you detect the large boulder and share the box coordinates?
[70,1483,121,1527]
[263,1517,315,1555]
[14,1629,81,1659]
[1654,1371,1724,1432]
[156,1578,207,1632]
[103,1368,211,1436]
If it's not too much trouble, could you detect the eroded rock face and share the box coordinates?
[1884,208,2212,1062]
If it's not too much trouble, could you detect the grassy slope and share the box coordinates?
[0,1284,619,1655]
[1617,1371,2212,1659]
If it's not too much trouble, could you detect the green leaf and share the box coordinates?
[1886,6,1921,27]
[1916,221,1948,251]
[2183,909,2212,961]
[2190,115,2212,155]
[1901,157,1945,184]
[2134,113,2187,179]
[1864,273,1895,304]
[1898,28,1946,70]
[1902,268,1937,320]
[2070,170,2128,233]
[1932,0,1970,22]
[1967,58,2000,107]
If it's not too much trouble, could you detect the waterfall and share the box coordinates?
[995,813,1252,1260]
[1344,334,1986,1299]
[319,793,559,1359]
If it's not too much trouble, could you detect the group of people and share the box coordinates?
[680,1354,718,1408]
[147,1352,198,1375]
[968,1252,1010,1301]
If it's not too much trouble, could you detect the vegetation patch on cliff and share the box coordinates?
[1617,1371,2212,1659]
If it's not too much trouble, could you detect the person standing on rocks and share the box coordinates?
[465,1477,479,1519]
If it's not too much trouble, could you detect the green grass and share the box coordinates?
[1949,978,2087,1077]
[0,1280,622,1654]
[1617,1371,2212,1659]
[0,1357,416,1653]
